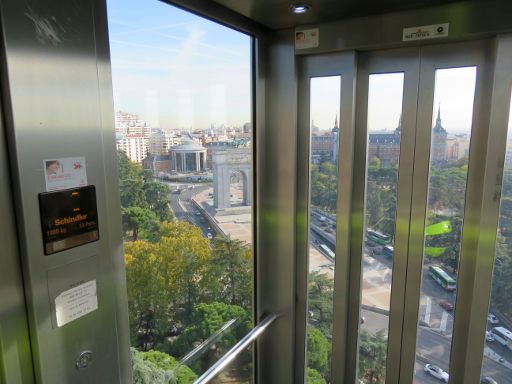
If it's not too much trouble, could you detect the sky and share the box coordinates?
[106,0,251,130]
[106,1,497,136]
[310,67,478,134]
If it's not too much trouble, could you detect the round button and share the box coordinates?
[75,351,93,369]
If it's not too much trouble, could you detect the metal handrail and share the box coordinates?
[193,312,277,384]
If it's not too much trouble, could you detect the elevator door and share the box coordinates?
[0,109,34,383]
[298,38,503,384]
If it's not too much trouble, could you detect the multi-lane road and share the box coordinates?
[166,182,214,239]
[309,209,512,383]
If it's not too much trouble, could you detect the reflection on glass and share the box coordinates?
[306,76,341,383]
[413,67,477,383]
[480,91,512,384]
[358,73,404,383]
[107,0,253,382]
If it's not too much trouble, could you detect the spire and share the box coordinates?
[334,114,338,129]
[433,103,446,133]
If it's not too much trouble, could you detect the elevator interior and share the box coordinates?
[0,0,512,383]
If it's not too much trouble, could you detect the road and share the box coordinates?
[167,189,512,382]
[310,208,512,383]
[166,182,214,239]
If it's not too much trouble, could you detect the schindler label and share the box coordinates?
[403,23,449,41]
[55,280,98,327]
[39,185,99,255]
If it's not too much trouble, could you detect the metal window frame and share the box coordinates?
[453,34,512,383]
[399,39,496,384]
[350,48,420,384]
[295,51,356,384]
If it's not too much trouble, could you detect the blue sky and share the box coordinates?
[311,67,478,134]
[107,0,251,130]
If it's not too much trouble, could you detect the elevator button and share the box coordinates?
[75,350,93,369]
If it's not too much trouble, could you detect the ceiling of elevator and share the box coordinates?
[211,0,480,30]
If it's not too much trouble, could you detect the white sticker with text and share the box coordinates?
[403,23,449,42]
[55,280,98,327]
[43,156,87,192]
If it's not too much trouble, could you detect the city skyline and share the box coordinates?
[311,67,479,134]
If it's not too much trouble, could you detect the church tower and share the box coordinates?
[332,114,340,162]
[431,105,448,162]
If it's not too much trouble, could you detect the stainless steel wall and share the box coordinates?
[256,28,298,384]
[0,89,34,383]
[0,0,131,382]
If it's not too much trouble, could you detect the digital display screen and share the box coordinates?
[39,185,99,255]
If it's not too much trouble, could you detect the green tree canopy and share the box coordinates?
[307,327,331,376]
[358,330,387,384]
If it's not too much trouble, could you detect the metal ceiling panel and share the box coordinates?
[211,0,475,30]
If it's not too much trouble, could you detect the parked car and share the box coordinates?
[485,331,495,342]
[424,364,449,382]
[481,377,498,384]
[207,233,213,239]
[439,300,454,311]
[488,313,499,324]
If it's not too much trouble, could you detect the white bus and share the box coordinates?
[319,244,335,259]
[492,327,512,349]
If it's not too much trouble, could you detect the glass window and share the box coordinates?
[480,91,512,384]
[107,1,253,382]
[306,76,341,384]
[413,67,477,383]
[358,73,404,383]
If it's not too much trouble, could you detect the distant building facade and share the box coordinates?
[149,130,181,155]
[367,108,449,167]
[116,134,148,163]
[311,116,339,164]
[368,118,401,167]
[142,154,172,175]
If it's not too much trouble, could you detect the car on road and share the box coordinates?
[481,377,498,384]
[488,313,499,324]
[195,212,201,216]
[207,233,213,239]
[485,331,495,342]
[439,300,453,311]
[424,364,449,382]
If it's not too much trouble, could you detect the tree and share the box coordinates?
[358,330,387,383]
[125,241,167,349]
[308,272,334,335]
[131,348,197,384]
[139,349,197,383]
[171,302,252,372]
[369,156,381,169]
[124,221,211,349]
[491,232,512,317]
[143,170,173,221]
[307,327,330,376]
[209,237,253,308]
[118,150,147,209]
[306,368,327,384]
[123,206,158,240]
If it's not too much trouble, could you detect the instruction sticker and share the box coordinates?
[403,23,449,42]
[55,280,98,327]
[44,156,87,192]
[295,28,319,49]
